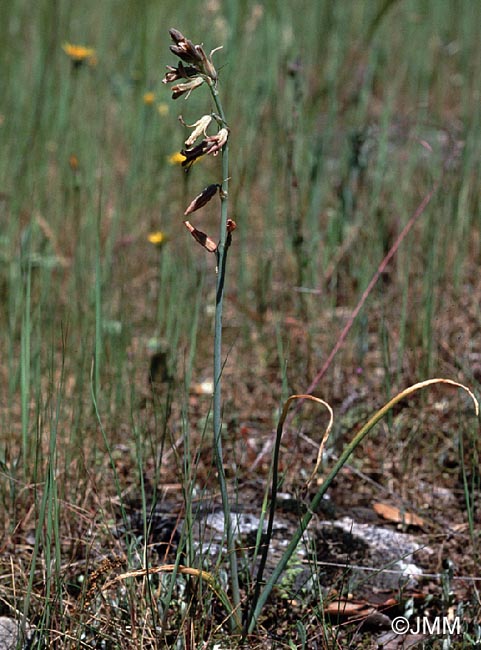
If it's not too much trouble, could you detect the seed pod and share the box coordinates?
[184,184,220,215]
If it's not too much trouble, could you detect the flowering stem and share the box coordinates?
[165,27,241,631]
[208,81,241,627]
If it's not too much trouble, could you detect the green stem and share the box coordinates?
[21,239,32,474]
[209,81,241,628]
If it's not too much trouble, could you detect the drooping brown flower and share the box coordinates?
[180,142,208,168]
[171,77,204,100]
[184,184,220,215]
[183,220,217,253]
[162,62,199,84]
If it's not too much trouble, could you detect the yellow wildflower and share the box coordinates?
[157,102,169,116]
[143,92,155,105]
[168,152,187,165]
[62,42,96,65]
[148,231,168,246]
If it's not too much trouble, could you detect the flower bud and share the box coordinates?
[169,28,185,43]
[169,28,203,65]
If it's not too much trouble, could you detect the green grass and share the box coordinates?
[1,0,481,647]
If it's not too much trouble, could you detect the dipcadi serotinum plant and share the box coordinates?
[163,28,242,625]
[162,31,481,642]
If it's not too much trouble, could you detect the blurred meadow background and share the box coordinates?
[0,0,480,647]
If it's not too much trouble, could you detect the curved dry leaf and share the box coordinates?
[324,600,372,615]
